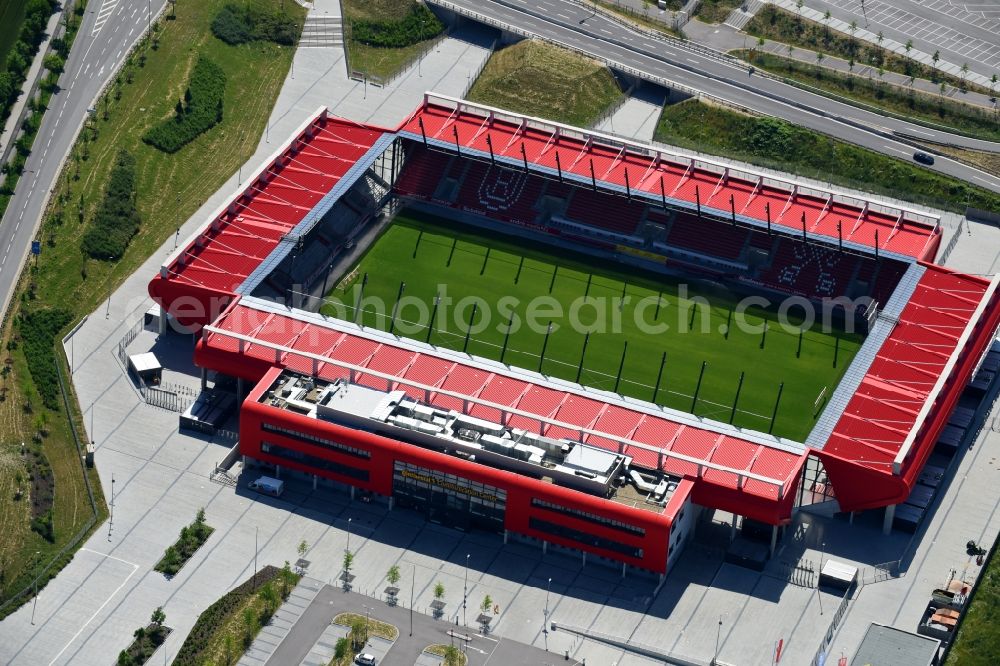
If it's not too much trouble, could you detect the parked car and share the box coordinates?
[354,654,377,666]
[913,151,935,165]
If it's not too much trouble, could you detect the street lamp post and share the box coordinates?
[409,564,415,637]
[253,526,258,590]
[714,616,723,665]
[543,577,552,650]
[107,473,116,540]
[463,553,470,627]
[346,517,352,555]
[30,551,40,625]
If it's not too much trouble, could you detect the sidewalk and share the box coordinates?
[683,19,998,110]
[0,8,64,168]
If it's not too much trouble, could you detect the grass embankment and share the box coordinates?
[0,0,301,618]
[655,99,1000,214]
[322,211,861,441]
[343,0,444,81]
[731,50,1000,142]
[694,0,743,25]
[467,39,623,126]
[746,6,989,95]
[0,0,28,65]
[174,565,299,666]
[946,542,1000,665]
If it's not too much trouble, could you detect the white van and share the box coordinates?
[248,476,284,497]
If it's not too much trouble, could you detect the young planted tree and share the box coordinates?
[350,616,368,649]
[297,539,309,559]
[481,594,494,614]
[443,644,462,666]
[434,581,445,601]
[387,564,401,587]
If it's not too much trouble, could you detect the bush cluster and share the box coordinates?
[80,150,140,260]
[142,57,226,154]
[19,307,73,409]
[0,0,59,128]
[173,564,297,666]
[117,608,169,666]
[351,3,443,48]
[211,4,299,45]
[154,508,214,576]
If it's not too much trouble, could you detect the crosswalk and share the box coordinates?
[724,0,764,31]
[92,0,121,36]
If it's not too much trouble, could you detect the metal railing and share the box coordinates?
[810,583,854,666]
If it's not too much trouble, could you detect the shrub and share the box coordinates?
[142,57,226,154]
[19,307,73,409]
[81,150,140,260]
[30,509,54,542]
[154,508,215,576]
[211,4,299,45]
[351,4,443,48]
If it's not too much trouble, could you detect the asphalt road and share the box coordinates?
[432,0,1000,194]
[0,0,167,324]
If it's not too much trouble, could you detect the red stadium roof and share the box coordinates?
[398,95,942,261]
[817,265,1000,510]
[148,109,389,327]
[196,297,806,523]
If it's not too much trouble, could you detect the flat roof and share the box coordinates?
[851,623,939,666]
[399,94,941,261]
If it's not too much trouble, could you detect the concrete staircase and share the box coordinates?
[299,15,343,47]
[724,0,763,30]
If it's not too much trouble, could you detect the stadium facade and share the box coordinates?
[148,95,1000,576]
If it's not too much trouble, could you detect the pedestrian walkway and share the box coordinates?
[300,623,349,666]
[724,0,764,30]
[594,85,667,142]
[237,577,325,666]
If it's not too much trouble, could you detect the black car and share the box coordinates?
[913,151,935,165]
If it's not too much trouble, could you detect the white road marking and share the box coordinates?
[92,0,121,36]
[882,144,912,156]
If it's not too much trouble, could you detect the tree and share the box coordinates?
[822,10,831,38]
[279,560,295,599]
[242,607,258,647]
[848,20,857,48]
[847,57,855,75]
[960,62,969,88]
[150,606,166,628]
[343,550,354,574]
[932,50,940,68]
[43,53,64,74]
[991,73,997,97]
[350,617,368,649]
[258,582,280,621]
[434,582,445,600]
[386,564,401,587]
[815,51,825,68]
[297,539,309,559]
[939,81,947,98]
[904,39,913,57]
[795,0,804,19]
[481,594,494,614]
[334,637,350,660]
[443,644,462,666]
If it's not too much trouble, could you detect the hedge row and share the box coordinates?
[18,307,73,409]
[154,509,214,576]
[351,3,443,48]
[80,150,140,260]
[211,3,299,45]
[142,57,226,154]
[173,565,283,666]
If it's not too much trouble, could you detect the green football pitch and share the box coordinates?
[321,210,863,441]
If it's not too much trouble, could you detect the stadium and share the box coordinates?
[148,93,1000,578]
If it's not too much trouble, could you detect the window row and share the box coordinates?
[262,422,371,459]
[530,498,646,537]
[261,441,370,481]
[528,517,644,559]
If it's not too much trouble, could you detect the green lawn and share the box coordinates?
[946,541,1000,665]
[0,0,301,617]
[654,99,1000,214]
[0,0,27,67]
[342,0,444,81]
[321,210,861,441]
[467,39,623,127]
[694,0,743,25]
[732,50,1000,142]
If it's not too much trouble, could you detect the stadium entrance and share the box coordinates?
[392,461,507,532]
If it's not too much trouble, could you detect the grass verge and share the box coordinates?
[0,0,300,618]
[321,210,861,441]
[731,49,1000,142]
[745,6,989,95]
[654,98,1000,214]
[945,540,1000,665]
[426,644,467,666]
[466,39,623,126]
[0,0,28,66]
[333,612,400,641]
[694,0,743,25]
[925,144,1000,178]
[342,0,444,81]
